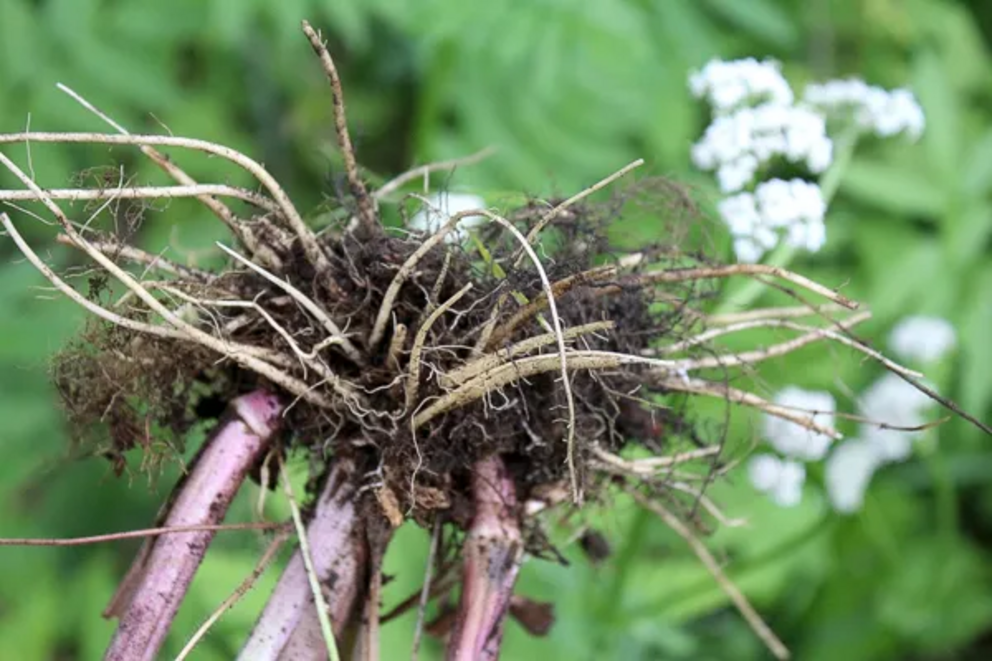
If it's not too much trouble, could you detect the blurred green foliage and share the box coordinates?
[2,0,992,659]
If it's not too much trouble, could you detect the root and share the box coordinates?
[520,158,644,251]
[0,522,286,547]
[406,283,474,409]
[375,147,496,201]
[0,131,329,271]
[5,48,974,661]
[665,312,880,372]
[0,182,281,211]
[590,446,721,477]
[482,266,618,350]
[368,207,484,348]
[176,529,291,661]
[412,351,640,430]
[56,234,211,281]
[654,374,841,439]
[636,263,858,309]
[627,486,790,660]
[56,83,252,246]
[302,21,378,236]
[706,303,849,325]
[473,208,581,501]
[1,153,354,407]
[216,242,363,365]
[443,320,615,389]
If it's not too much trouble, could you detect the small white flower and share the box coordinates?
[889,316,957,364]
[748,454,805,507]
[717,192,759,236]
[718,179,827,262]
[763,386,836,460]
[859,373,934,462]
[692,104,832,193]
[716,154,760,193]
[825,439,885,513]
[408,193,487,242]
[689,58,794,113]
[803,79,925,141]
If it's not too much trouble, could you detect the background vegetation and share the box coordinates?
[1,0,991,658]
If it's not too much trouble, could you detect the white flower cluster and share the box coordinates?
[689,58,924,263]
[888,315,957,364]
[750,327,951,513]
[804,79,925,140]
[689,58,793,112]
[408,192,487,243]
[763,386,835,460]
[762,315,954,513]
[749,387,835,506]
[691,104,832,194]
[688,58,832,263]
[824,439,884,513]
[718,179,826,263]
[825,372,939,513]
[859,373,935,462]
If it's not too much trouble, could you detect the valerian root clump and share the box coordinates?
[2,19,960,661]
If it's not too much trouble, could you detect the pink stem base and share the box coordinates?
[446,456,523,661]
[238,461,365,660]
[104,390,283,661]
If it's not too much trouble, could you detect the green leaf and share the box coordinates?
[110,0,207,44]
[840,159,947,218]
[913,49,962,188]
[700,0,798,49]
[468,234,507,279]
[959,264,992,417]
[0,0,38,85]
[878,536,992,651]
[861,234,943,320]
[945,203,992,267]
[962,127,992,197]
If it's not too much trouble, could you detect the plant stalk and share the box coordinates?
[238,461,365,660]
[104,390,284,661]
[445,455,523,661]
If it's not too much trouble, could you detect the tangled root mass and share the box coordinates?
[53,179,712,529]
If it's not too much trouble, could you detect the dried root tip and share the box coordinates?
[301,20,379,237]
[239,462,365,661]
[445,456,523,661]
[104,390,283,661]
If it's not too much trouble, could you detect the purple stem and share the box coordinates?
[446,456,523,661]
[104,390,284,661]
[238,461,365,660]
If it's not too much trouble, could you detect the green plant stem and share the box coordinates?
[597,507,650,636]
[925,447,958,540]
